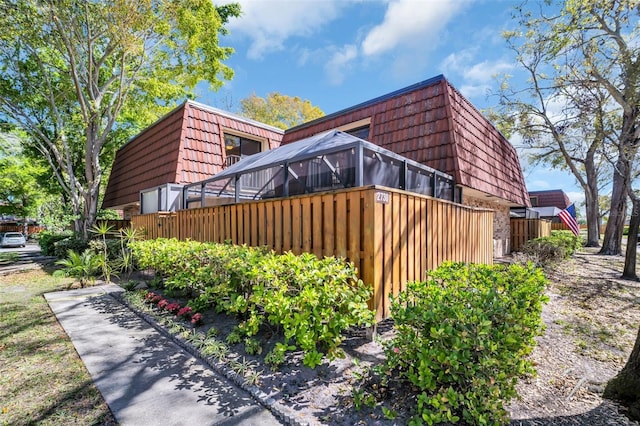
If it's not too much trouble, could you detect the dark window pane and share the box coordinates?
[241,138,261,156]
[224,134,262,159]
[346,125,370,140]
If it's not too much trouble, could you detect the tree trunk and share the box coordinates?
[605,326,640,420]
[600,156,629,255]
[584,184,601,247]
[623,197,640,279]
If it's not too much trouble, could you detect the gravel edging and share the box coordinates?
[112,291,312,426]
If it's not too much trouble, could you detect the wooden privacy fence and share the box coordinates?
[551,222,569,231]
[97,219,131,231]
[131,186,494,320]
[510,219,552,252]
[0,225,45,236]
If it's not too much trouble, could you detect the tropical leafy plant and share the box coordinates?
[53,250,101,287]
[91,222,115,283]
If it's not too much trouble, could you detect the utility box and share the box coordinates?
[140,183,183,214]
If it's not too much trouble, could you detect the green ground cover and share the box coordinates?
[0,269,115,426]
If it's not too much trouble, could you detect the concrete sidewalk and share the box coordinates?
[45,284,283,426]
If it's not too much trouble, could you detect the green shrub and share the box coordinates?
[87,239,121,260]
[246,252,374,367]
[382,262,547,425]
[53,236,89,259]
[38,230,73,256]
[520,230,581,267]
[129,238,374,368]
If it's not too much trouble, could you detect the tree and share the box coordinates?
[240,92,325,130]
[559,0,640,256]
[499,13,614,247]
[0,133,47,220]
[0,0,241,238]
[503,0,640,255]
[605,324,640,419]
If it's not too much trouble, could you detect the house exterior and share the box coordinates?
[102,100,284,218]
[283,75,530,256]
[528,189,571,222]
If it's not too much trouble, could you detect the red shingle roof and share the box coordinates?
[103,101,283,209]
[528,189,571,209]
[283,75,530,207]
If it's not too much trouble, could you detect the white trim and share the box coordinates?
[335,117,372,132]
[221,128,268,154]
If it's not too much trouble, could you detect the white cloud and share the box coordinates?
[226,0,343,60]
[566,191,585,205]
[361,0,470,57]
[528,179,552,190]
[440,49,513,101]
[463,60,513,83]
[325,44,359,85]
[459,84,489,99]
[442,50,513,83]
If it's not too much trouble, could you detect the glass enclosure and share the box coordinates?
[183,130,458,208]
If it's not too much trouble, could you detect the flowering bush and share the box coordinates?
[191,313,203,325]
[157,299,169,310]
[177,306,193,319]
[145,292,162,304]
[166,302,181,314]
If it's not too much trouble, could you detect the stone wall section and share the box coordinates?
[462,194,511,258]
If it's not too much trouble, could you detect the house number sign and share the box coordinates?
[375,190,390,204]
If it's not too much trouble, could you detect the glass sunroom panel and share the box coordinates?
[203,178,235,205]
[288,150,356,195]
[184,185,202,209]
[435,175,454,201]
[363,149,400,188]
[406,165,433,197]
[238,166,283,200]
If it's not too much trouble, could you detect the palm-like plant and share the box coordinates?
[53,250,101,288]
[117,227,138,280]
[91,222,115,283]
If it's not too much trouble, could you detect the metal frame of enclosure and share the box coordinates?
[182,130,462,210]
[132,185,494,321]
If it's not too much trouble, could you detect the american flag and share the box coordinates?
[558,203,580,236]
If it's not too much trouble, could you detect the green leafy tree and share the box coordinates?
[0,0,241,238]
[0,132,48,220]
[499,0,628,248]
[239,92,324,130]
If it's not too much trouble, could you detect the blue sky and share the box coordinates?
[196,0,584,209]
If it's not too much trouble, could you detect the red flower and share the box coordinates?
[166,303,181,314]
[177,306,193,318]
[191,313,203,325]
[145,292,162,304]
[157,299,169,310]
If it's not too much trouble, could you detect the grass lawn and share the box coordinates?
[0,269,116,426]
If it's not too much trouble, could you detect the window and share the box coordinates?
[337,117,372,140]
[346,125,370,140]
[530,196,538,207]
[224,133,262,165]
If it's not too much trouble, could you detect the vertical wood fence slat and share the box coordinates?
[130,186,494,321]
[510,218,552,252]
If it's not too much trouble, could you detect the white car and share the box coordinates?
[1,232,26,248]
